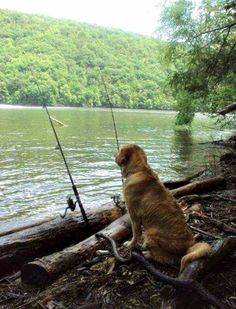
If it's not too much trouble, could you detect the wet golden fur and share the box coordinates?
[115,144,211,271]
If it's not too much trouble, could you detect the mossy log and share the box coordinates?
[0,201,124,277]
[21,214,131,287]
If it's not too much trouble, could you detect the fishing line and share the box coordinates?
[98,69,124,185]
[24,53,89,225]
[99,71,120,151]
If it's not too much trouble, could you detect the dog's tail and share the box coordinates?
[180,242,211,271]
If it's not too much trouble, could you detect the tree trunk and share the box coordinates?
[0,202,124,277]
[218,102,236,115]
[21,214,131,287]
[171,176,226,198]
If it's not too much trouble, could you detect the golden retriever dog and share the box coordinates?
[115,144,211,271]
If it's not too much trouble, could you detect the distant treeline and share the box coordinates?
[0,9,175,109]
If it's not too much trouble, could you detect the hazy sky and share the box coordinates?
[0,0,164,36]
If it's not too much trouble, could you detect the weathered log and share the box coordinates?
[164,169,205,189]
[169,236,236,308]
[0,217,54,237]
[171,176,226,198]
[179,236,236,281]
[218,102,236,116]
[0,201,124,277]
[21,214,131,287]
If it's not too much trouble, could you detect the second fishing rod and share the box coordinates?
[43,103,89,226]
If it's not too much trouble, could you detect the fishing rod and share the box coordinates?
[25,55,89,225]
[42,103,89,225]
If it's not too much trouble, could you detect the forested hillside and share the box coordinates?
[0,9,174,109]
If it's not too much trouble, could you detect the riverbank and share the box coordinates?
[0,140,235,308]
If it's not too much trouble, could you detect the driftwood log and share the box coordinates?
[164,169,205,189]
[0,201,124,277]
[171,176,226,198]
[21,214,131,287]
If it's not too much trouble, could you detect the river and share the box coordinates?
[0,106,232,232]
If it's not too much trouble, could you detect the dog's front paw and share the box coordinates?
[123,239,136,249]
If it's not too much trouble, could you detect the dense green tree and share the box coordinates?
[159,0,236,125]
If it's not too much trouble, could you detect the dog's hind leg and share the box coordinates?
[143,235,180,266]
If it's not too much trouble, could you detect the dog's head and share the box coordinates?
[115,144,147,170]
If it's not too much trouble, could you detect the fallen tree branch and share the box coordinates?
[97,233,226,309]
[178,194,236,203]
[178,193,236,204]
[218,102,236,116]
[171,176,226,198]
[178,194,212,203]
[164,169,205,189]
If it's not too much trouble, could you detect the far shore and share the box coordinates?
[0,104,41,109]
[0,104,178,114]
[0,104,213,118]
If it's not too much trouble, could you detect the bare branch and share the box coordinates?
[206,26,231,74]
[194,22,236,38]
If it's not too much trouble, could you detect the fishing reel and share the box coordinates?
[60,196,77,219]
[111,194,121,205]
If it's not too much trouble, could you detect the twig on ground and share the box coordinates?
[189,225,221,239]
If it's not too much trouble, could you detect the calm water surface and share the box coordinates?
[0,107,232,232]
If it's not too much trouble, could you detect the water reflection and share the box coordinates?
[173,128,193,159]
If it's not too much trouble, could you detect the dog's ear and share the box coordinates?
[115,147,132,166]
